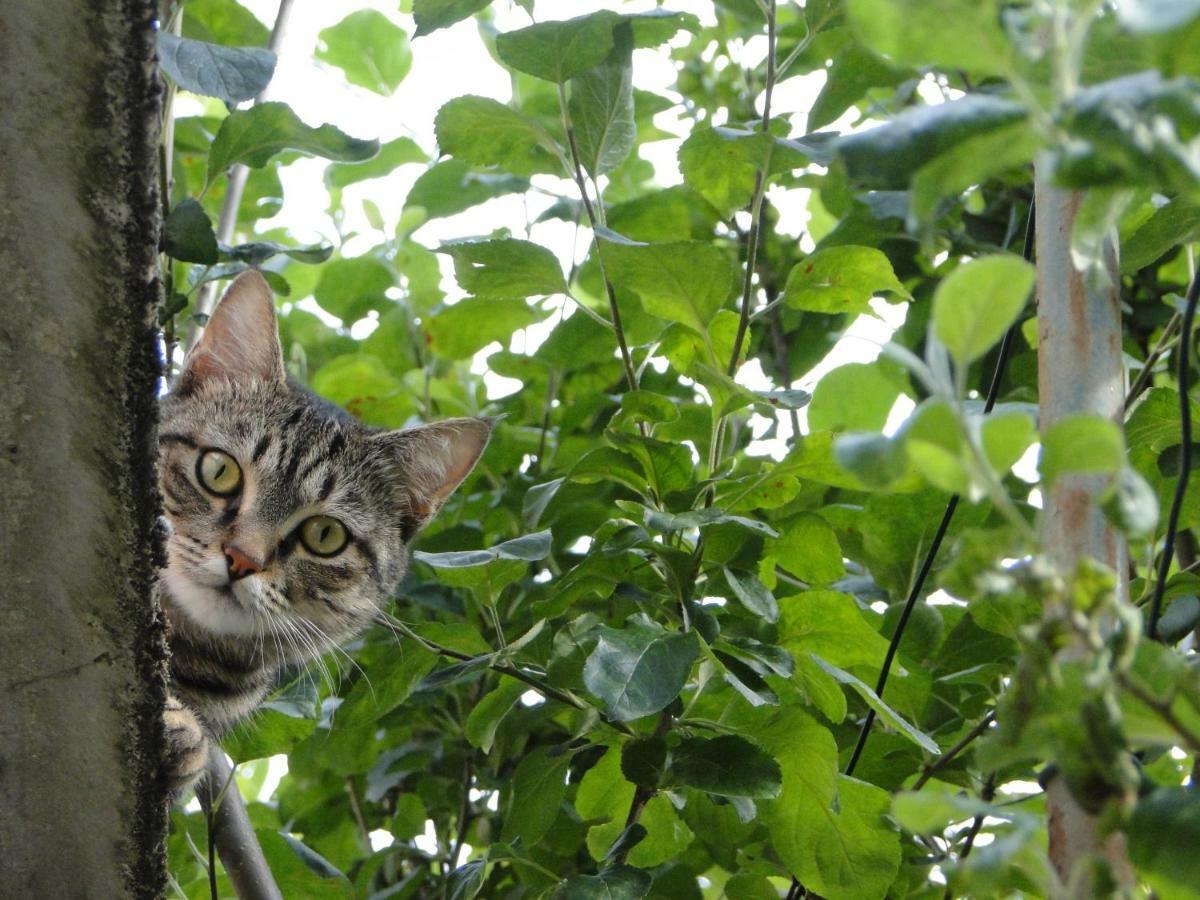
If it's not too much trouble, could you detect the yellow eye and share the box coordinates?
[299,515,348,557]
[197,449,242,496]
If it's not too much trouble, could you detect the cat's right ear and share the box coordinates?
[174,270,286,395]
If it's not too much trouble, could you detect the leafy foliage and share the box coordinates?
[155,0,1200,897]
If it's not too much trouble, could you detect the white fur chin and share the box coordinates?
[162,566,260,637]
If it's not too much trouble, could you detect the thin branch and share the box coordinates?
[196,751,283,900]
[1149,264,1200,639]
[726,0,778,377]
[447,755,474,871]
[381,614,633,735]
[556,83,640,398]
[344,776,371,849]
[185,0,296,353]
[912,711,997,790]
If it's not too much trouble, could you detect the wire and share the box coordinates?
[844,201,1035,778]
[1148,267,1200,640]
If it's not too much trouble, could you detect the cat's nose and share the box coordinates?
[224,544,265,580]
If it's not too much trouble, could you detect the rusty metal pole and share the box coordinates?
[1034,177,1134,894]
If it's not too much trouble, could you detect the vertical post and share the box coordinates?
[0,0,167,895]
[1034,177,1133,892]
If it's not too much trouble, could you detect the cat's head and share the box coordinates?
[158,271,491,650]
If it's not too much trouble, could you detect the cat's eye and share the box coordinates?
[197,449,242,496]
[299,515,348,557]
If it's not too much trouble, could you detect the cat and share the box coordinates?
[158,270,491,790]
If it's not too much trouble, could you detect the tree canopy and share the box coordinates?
[158,1,1200,897]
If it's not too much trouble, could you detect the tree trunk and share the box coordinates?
[0,1,168,896]
[1034,177,1134,895]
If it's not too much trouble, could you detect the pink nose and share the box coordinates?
[224,544,264,580]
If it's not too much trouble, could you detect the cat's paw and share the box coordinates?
[163,695,209,791]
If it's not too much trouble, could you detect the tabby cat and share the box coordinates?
[159,271,491,789]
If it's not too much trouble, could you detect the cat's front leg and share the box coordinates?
[163,693,209,791]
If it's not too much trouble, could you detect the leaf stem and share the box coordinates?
[912,711,997,790]
[556,82,640,399]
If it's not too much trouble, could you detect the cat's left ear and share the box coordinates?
[175,270,285,394]
[378,417,494,535]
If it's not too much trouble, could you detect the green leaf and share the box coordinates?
[317,10,412,95]
[313,257,394,321]
[224,706,315,763]
[207,102,379,184]
[724,568,779,623]
[782,246,909,315]
[846,0,1012,75]
[1130,788,1200,898]
[910,119,1041,225]
[425,296,544,359]
[678,127,810,216]
[810,656,941,754]
[222,241,333,265]
[932,255,1034,366]
[764,514,845,584]
[664,735,782,799]
[156,32,275,104]
[183,0,269,46]
[406,160,529,220]
[759,710,901,899]
[834,432,907,488]
[464,677,527,753]
[503,746,571,845]
[809,362,905,433]
[980,411,1037,475]
[416,531,553,568]
[600,237,737,337]
[899,399,969,494]
[552,866,652,900]
[582,623,699,721]
[324,137,427,189]
[413,0,491,36]
[256,831,355,899]
[809,44,911,132]
[1103,466,1160,539]
[1040,414,1125,486]
[569,22,636,177]
[447,859,487,900]
[838,95,1028,190]
[438,238,566,299]
[621,737,668,787]
[1122,198,1200,274]
[338,647,438,727]
[496,11,622,83]
[434,96,561,176]
[163,198,219,265]
[777,590,891,670]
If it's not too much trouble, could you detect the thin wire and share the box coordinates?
[844,202,1035,777]
[1148,267,1200,640]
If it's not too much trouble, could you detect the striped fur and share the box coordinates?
[158,272,491,786]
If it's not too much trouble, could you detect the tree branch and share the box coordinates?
[196,751,283,900]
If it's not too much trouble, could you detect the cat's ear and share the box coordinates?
[378,417,494,535]
[175,271,285,394]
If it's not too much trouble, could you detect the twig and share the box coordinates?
[345,776,371,849]
[556,83,640,399]
[447,755,474,871]
[1149,264,1200,639]
[912,711,997,790]
[185,0,295,353]
[196,751,283,900]
[612,711,672,866]
[726,0,777,377]
[382,614,633,735]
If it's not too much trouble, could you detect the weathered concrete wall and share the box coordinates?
[0,1,168,896]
